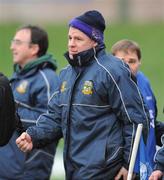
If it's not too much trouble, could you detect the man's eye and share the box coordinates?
[76,37,82,41]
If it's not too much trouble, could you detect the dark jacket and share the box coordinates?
[0,54,59,180]
[154,134,164,172]
[28,49,149,180]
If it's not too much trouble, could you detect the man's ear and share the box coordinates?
[31,44,39,56]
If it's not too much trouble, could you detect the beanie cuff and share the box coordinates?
[69,18,104,44]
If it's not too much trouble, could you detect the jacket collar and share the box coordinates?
[14,54,57,74]
[64,45,105,67]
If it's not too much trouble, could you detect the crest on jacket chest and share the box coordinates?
[61,81,67,93]
[16,80,28,94]
[82,80,93,95]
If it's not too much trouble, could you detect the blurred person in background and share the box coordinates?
[111,39,164,179]
[0,25,59,180]
[16,11,150,180]
[149,134,164,180]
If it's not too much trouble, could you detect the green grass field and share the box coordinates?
[0,22,163,180]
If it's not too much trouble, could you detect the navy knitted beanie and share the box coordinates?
[69,10,106,44]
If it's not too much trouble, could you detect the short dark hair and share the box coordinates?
[111,39,141,60]
[18,25,48,57]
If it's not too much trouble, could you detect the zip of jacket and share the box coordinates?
[65,67,83,173]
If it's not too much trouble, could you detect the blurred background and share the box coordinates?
[0,0,164,179]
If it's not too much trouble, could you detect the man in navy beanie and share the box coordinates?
[16,10,149,180]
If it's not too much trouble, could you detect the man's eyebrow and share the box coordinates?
[128,58,137,62]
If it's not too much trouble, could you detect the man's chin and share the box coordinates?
[13,59,22,65]
[13,59,19,64]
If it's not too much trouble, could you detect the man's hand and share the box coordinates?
[149,170,163,180]
[16,132,33,152]
[115,167,128,180]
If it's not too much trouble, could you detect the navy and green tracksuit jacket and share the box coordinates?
[27,49,149,180]
[0,54,59,180]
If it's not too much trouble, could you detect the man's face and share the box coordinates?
[115,50,141,75]
[10,29,37,67]
[68,27,97,59]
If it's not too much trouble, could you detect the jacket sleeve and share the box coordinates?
[30,70,60,114]
[154,134,164,172]
[107,65,149,168]
[26,70,63,147]
[155,120,164,146]
[27,89,63,148]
